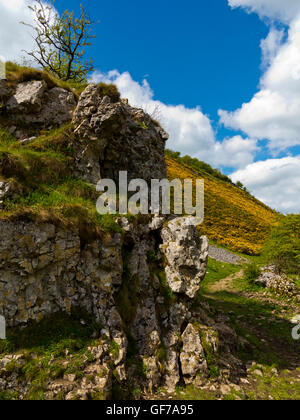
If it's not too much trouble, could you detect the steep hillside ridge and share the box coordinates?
[166,156,278,255]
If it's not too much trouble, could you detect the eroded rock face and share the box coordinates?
[0,221,123,327]
[7,81,47,114]
[0,216,219,397]
[180,324,208,384]
[161,217,209,299]
[4,81,76,137]
[0,215,245,399]
[72,84,168,184]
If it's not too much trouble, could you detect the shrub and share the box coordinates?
[263,214,300,275]
[244,263,261,283]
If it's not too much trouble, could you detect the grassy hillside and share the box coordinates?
[166,155,278,255]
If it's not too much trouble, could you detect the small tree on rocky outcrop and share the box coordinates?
[21,0,96,83]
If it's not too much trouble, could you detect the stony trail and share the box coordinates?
[208,245,248,265]
[209,269,245,293]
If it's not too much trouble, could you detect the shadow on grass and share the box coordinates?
[199,290,300,370]
[0,311,102,357]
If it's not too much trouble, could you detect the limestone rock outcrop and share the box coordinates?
[0,215,215,397]
[4,80,76,138]
[180,324,208,384]
[72,84,168,184]
[161,217,209,298]
[0,220,123,327]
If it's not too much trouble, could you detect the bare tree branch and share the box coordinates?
[21,0,97,83]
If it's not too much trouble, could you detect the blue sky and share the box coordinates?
[55,0,267,128]
[0,0,299,213]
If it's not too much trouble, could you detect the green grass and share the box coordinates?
[292,275,300,289]
[246,365,300,400]
[0,312,101,357]
[176,385,216,401]
[244,263,261,283]
[201,285,299,369]
[199,258,241,295]
[0,126,124,233]
[196,252,300,372]
[0,312,105,400]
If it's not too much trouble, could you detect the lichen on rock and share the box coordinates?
[72,84,168,184]
[161,217,209,298]
[3,80,77,138]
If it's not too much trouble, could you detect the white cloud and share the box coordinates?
[92,70,258,169]
[0,0,39,63]
[213,135,258,169]
[231,156,300,213]
[228,0,300,24]
[0,0,56,65]
[260,27,284,69]
[220,4,300,152]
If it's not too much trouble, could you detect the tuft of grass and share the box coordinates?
[244,263,261,284]
[4,62,121,103]
[109,340,121,360]
[5,62,81,98]
[199,330,220,378]
[97,83,121,103]
[0,390,20,401]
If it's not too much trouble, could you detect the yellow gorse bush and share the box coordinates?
[166,156,278,255]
